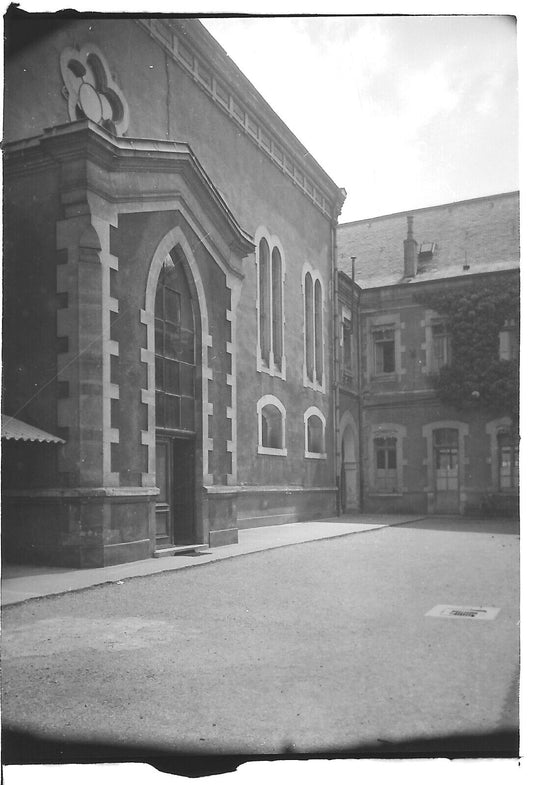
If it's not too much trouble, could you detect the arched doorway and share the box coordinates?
[154,246,200,547]
[339,412,359,512]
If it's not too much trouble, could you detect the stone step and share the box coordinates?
[153,544,209,558]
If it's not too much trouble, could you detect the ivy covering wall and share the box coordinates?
[418,277,519,427]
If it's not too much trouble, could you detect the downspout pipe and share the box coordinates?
[331,188,346,517]
[351,256,356,334]
[332,221,341,517]
[357,285,365,512]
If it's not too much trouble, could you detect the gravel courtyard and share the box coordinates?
[2,517,519,759]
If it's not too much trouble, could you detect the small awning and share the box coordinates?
[1,415,65,444]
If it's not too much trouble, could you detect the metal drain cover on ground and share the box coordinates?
[426,604,500,620]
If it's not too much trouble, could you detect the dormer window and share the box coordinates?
[418,242,436,268]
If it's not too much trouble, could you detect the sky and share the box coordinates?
[202,15,518,223]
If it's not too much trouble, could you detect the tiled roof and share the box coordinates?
[337,192,519,289]
[1,415,65,444]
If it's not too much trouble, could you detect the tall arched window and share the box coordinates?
[256,230,285,377]
[154,249,196,431]
[272,247,283,368]
[314,279,323,384]
[305,272,314,380]
[259,238,271,364]
[303,265,325,390]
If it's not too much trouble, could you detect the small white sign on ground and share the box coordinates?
[426,604,501,620]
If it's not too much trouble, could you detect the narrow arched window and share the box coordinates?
[314,279,323,384]
[303,267,325,389]
[305,272,314,381]
[259,238,271,364]
[272,247,282,369]
[256,232,285,376]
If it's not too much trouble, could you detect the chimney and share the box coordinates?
[403,215,418,278]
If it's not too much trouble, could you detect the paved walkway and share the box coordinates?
[1,513,424,606]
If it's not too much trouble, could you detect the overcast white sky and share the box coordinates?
[202,15,518,223]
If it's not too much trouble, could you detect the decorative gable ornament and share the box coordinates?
[60,44,129,136]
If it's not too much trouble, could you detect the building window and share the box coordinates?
[374,437,398,492]
[373,327,396,375]
[314,279,323,384]
[342,318,353,375]
[431,321,451,371]
[258,238,271,364]
[303,266,325,389]
[304,406,326,458]
[262,406,282,449]
[256,231,285,376]
[305,272,314,380]
[155,250,195,432]
[498,431,519,489]
[433,428,459,490]
[257,395,287,455]
[272,248,283,368]
[499,319,518,360]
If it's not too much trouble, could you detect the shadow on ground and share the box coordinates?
[2,726,519,775]
[394,517,519,536]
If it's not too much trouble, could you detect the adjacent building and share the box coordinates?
[337,191,519,517]
[2,17,346,567]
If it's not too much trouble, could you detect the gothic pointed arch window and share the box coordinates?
[154,248,196,432]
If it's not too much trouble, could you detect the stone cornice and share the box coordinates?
[4,120,256,259]
[137,18,346,221]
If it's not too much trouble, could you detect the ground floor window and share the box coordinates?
[304,406,326,457]
[257,395,287,455]
[433,428,459,491]
[375,436,397,492]
[261,405,283,449]
[498,432,519,489]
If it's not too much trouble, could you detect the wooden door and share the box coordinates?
[156,437,173,546]
[172,437,195,545]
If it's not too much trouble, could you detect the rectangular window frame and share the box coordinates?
[374,436,398,492]
[431,320,451,372]
[373,326,396,376]
[499,319,518,361]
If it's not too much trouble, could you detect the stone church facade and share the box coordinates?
[2,17,346,567]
